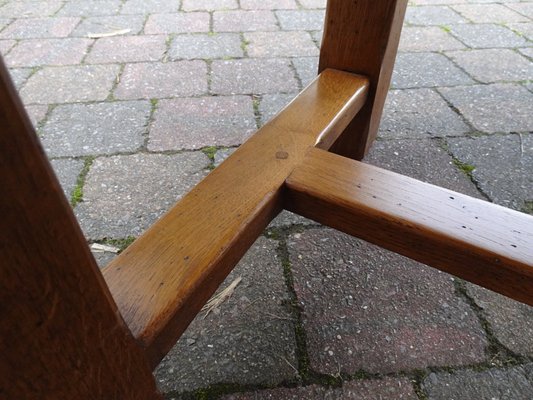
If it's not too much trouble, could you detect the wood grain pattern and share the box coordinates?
[285,148,533,306]
[0,57,161,399]
[319,0,408,159]
[103,69,369,368]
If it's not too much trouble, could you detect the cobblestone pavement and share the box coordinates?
[2,0,532,398]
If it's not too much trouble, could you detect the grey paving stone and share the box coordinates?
[241,0,298,10]
[169,33,243,60]
[144,12,210,34]
[245,31,318,58]
[405,6,467,26]
[391,52,474,89]
[57,0,122,17]
[222,378,417,399]
[422,364,533,400]
[290,228,487,375]
[120,0,180,15]
[155,237,297,393]
[447,134,533,211]
[299,0,327,8]
[0,1,63,18]
[5,38,92,67]
[439,84,533,134]
[451,4,528,24]
[292,56,319,87]
[115,61,207,100]
[449,23,529,49]
[182,0,238,11]
[467,284,533,357]
[259,92,297,125]
[0,18,10,32]
[213,10,279,32]
[446,49,533,83]
[379,88,470,139]
[211,59,299,95]
[92,251,117,269]
[71,15,146,37]
[86,35,167,64]
[214,147,237,167]
[20,64,119,104]
[0,17,80,39]
[0,39,15,54]
[7,67,31,88]
[25,104,48,127]
[507,22,533,41]
[519,47,533,59]
[398,26,465,52]
[506,2,533,19]
[275,10,325,31]
[50,158,84,199]
[41,101,151,157]
[364,139,481,198]
[310,30,322,46]
[268,210,314,228]
[148,96,256,150]
[410,0,466,4]
[75,152,210,239]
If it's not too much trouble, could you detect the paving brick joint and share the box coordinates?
[1,0,531,398]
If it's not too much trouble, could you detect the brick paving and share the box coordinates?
[1,0,531,399]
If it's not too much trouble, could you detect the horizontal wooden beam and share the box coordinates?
[285,148,533,306]
[103,70,369,368]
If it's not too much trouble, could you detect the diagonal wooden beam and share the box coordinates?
[285,148,533,306]
[102,70,369,368]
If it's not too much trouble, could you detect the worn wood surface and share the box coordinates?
[285,148,533,306]
[103,69,369,368]
[0,57,161,400]
[319,0,408,159]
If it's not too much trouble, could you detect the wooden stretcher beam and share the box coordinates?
[102,70,369,368]
[285,148,533,306]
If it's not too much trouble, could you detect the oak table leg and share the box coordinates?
[319,0,408,159]
[0,57,161,400]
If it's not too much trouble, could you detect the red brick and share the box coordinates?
[149,96,256,150]
[115,61,208,100]
[5,38,92,67]
[86,35,167,64]
[144,12,209,34]
[290,229,487,375]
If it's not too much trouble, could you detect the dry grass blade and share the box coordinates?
[87,29,131,39]
[201,276,242,318]
[90,243,120,253]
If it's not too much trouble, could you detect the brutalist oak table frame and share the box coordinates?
[1,1,531,398]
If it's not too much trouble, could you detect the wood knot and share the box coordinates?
[275,151,289,160]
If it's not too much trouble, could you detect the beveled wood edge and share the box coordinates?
[102,69,369,367]
[284,147,533,306]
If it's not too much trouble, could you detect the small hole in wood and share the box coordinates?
[275,151,289,160]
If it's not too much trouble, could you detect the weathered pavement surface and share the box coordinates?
[2,0,532,398]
